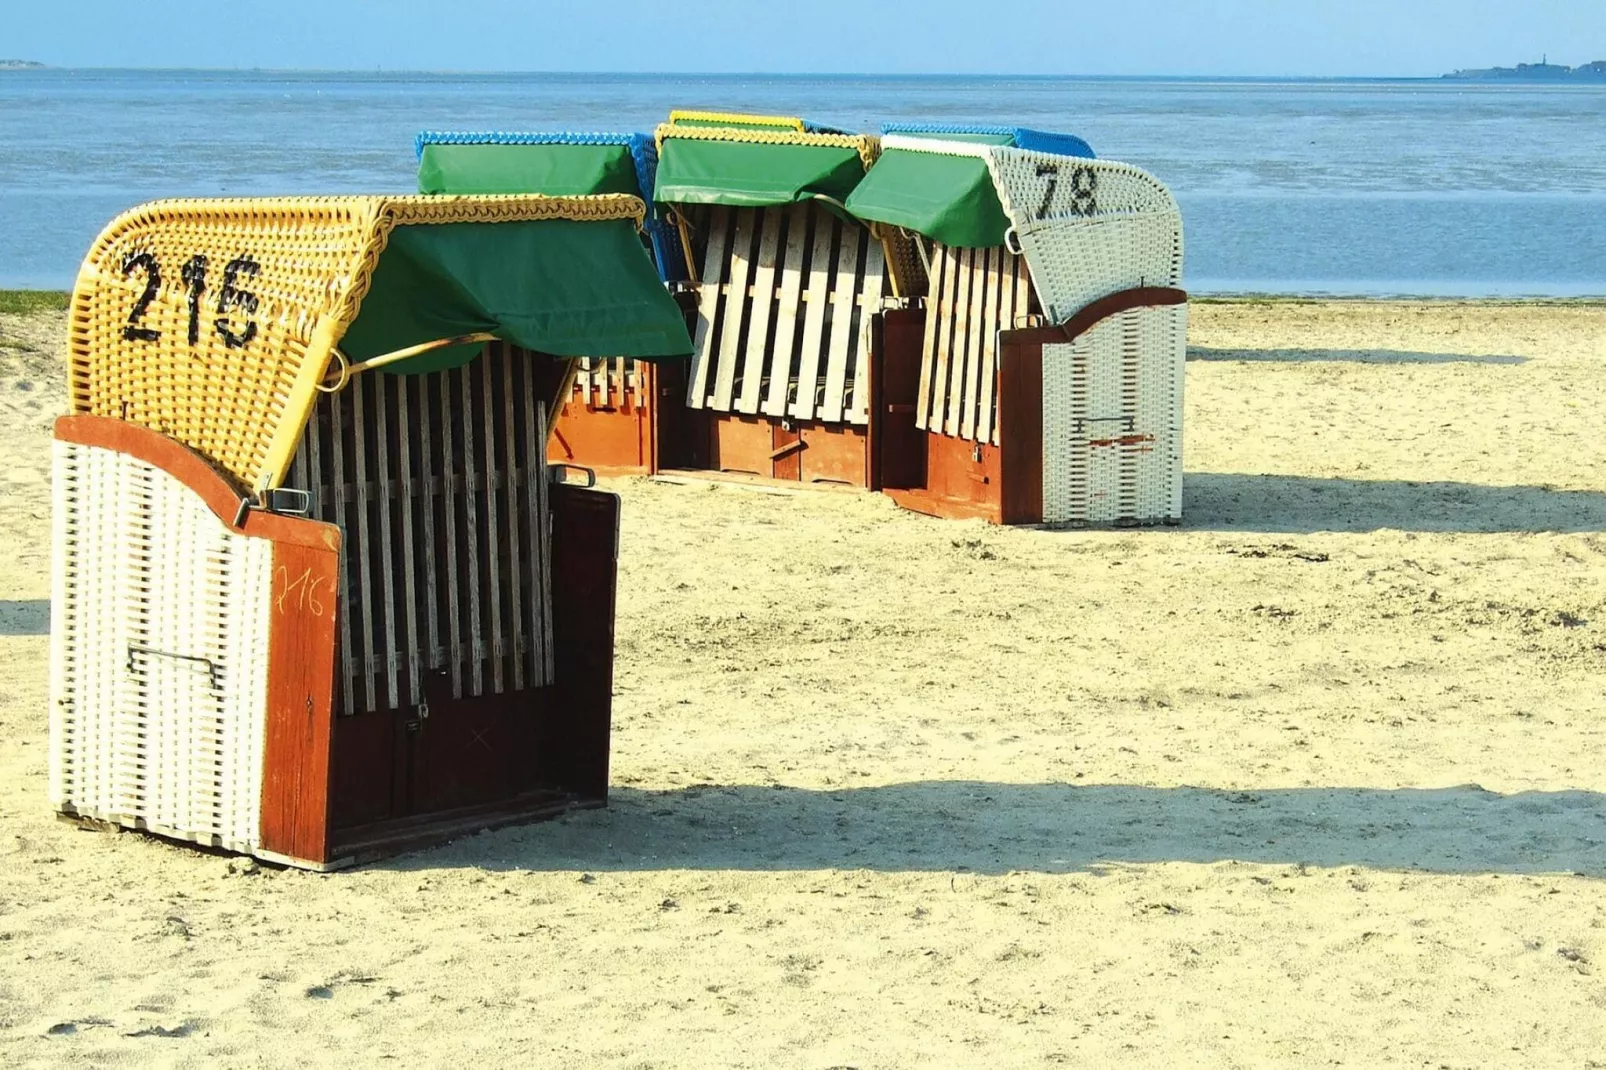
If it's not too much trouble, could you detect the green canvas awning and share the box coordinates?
[341,216,693,374]
[417,143,642,197]
[845,148,1011,249]
[654,137,866,209]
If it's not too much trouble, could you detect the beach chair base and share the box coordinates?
[663,411,873,487]
[880,289,1186,526]
[51,418,622,872]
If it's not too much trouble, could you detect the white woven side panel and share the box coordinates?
[49,441,271,853]
[50,442,127,817]
[1041,303,1185,525]
[984,149,1183,324]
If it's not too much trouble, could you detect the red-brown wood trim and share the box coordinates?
[883,487,1001,524]
[865,313,881,492]
[997,340,1044,525]
[53,415,341,553]
[259,538,340,865]
[997,286,1187,347]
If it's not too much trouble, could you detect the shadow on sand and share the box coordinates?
[1182,473,1606,534]
[0,599,48,636]
[389,782,1606,878]
[1188,346,1528,365]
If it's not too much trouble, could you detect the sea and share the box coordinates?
[2,69,1604,296]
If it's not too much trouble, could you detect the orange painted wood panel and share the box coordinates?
[997,340,1044,525]
[259,539,341,865]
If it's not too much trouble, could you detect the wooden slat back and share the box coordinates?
[287,343,552,714]
[712,208,757,412]
[917,244,1038,442]
[846,237,886,424]
[684,201,887,427]
[685,206,734,411]
[737,210,782,414]
[567,356,639,412]
[762,204,807,418]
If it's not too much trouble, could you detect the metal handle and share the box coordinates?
[127,643,222,691]
[547,463,597,489]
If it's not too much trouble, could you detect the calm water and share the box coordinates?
[3,69,1605,295]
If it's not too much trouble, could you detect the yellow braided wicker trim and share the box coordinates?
[655,123,880,172]
[380,193,644,227]
[667,110,806,131]
[68,194,645,494]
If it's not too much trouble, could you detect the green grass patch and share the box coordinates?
[0,290,70,314]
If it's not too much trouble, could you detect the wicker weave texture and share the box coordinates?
[655,123,880,172]
[51,439,272,852]
[984,150,1183,324]
[67,194,645,495]
[667,110,807,132]
[1040,303,1186,525]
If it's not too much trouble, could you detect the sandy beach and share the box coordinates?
[2,298,1604,1067]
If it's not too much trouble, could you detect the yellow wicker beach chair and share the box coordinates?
[52,194,691,868]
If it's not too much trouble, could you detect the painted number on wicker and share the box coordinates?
[274,565,328,617]
[118,251,261,350]
[1032,163,1098,222]
[120,252,162,342]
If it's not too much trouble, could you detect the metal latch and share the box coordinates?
[547,463,597,488]
[263,487,311,516]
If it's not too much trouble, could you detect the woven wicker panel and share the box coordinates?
[68,194,645,495]
[983,150,1183,324]
[1040,303,1186,526]
[50,438,273,852]
[654,122,879,172]
[666,110,808,132]
[878,228,929,300]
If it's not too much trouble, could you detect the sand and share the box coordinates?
[2,299,1604,1067]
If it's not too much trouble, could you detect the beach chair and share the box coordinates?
[847,127,1186,525]
[652,111,926,485]
[417,131,690,475]
[50,193,692,869]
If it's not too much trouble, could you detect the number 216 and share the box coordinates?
[120,251,260,350]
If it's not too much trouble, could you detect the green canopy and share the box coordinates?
[654,137,866,209]
[342,216,693,374]
[417,143,641,197]
[845,148,1010,249]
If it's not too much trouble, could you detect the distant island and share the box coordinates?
[0,60,46,71]
[1443,58,1606,81]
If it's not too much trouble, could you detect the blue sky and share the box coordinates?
[6,0,1604,76]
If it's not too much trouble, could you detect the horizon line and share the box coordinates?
[0,65,1542,81]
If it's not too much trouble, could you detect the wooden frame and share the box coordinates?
[881,285,1187,525]
[53,351,624,871]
